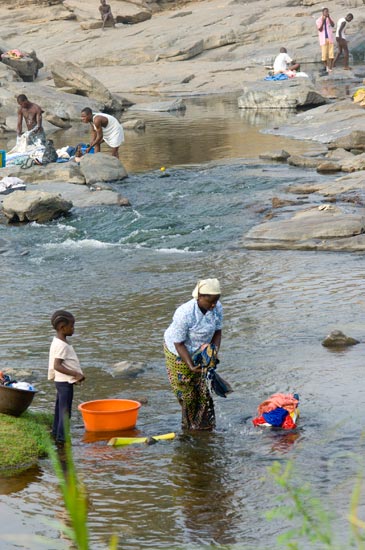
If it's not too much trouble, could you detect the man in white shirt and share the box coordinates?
[334,13,354,70]
[273,47,300,75]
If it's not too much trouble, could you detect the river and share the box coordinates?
[1,92,365,550]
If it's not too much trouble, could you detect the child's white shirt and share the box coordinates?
[48,336,83,384]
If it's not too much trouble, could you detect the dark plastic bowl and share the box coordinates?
[0,385,36,417]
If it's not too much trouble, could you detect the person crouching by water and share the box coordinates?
[17,94,46,146]
[80,107,124,159]
[273,47,300,75]
[48,310,85,445]
[164,278,223,430]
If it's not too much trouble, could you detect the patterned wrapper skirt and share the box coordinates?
[164,345,215,430]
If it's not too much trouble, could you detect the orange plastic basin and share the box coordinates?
[78,399,141,432]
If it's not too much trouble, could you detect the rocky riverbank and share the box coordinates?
[0,0,365,246]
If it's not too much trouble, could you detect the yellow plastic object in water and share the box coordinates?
[107,432,176,446]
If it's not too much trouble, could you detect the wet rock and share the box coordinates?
[266,103,365,144]
[129,99,186,112]
[31,182,130,208]
[288,155,325,169]
[0,162,85,184]
[2,190,72,223]
[271,197,297,208]
[244,205,365,251]
[329,131,365,151]
[122,118,146,130]
[326,148,355,161]
[238,80,326,110]
[322,330,360,348]
[341,152,365,172]
[316,161,342,173]
[111,361,145,378]
[259,150,290,161]
[79,153,128,185]
[135,396,148,405]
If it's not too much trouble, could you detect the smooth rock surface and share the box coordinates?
[79,153,128,184]
[129,99,186,112]
[28,182,130,207]
[238,80,326,110]
[2,189,72,223]
[244,205,365,251]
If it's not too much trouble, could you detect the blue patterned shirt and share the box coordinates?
[164,298,223,356]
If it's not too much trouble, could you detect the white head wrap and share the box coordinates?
[192,278,221,300]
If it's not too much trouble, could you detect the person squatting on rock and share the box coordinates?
[99,0,115,30]
[316,7,335,73]
[48,310,85,445]
[80,108,124,159]
[17,94,46,146]
[273,47,300,75]
[334,13,354,70]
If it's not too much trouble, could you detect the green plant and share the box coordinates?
[267,461,335,550]
[48,418,89,550]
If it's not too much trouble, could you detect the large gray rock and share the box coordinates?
[2,163,85,184]
[129,99,186,112]
[4,82,102,122]
[0,62,21,83]
[288,172,365,197]
[238,80,326,110]
[29,182,130,207]
[266,102,365,143]
[244,205,365,251]
[1,49,43,82]
[329,131,365,151]
[259,150,290,161]
[79,153,128,184]
[2,190,72,223]
[50,61,124,111]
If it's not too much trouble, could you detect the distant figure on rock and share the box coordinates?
[334,13,354,70]
[316,7,335,73]
[99,0,115,30]
[17,94,46,146]
[273,47,300,75]
[81,107,124,159]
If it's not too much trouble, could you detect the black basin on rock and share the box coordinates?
[0,385,36,417]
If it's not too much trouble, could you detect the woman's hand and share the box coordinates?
[189,364,202,373]
[174,342,196,372]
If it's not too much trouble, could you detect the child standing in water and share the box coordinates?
[48,310,85,444]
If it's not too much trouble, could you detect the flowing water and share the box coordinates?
[1,94,365,549]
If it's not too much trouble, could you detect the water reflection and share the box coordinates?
[0,95,321,174]
[169,433,239,546]
[0,466,42,495]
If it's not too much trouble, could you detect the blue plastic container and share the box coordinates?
[0,150,6,167]
[81,145,94,155]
